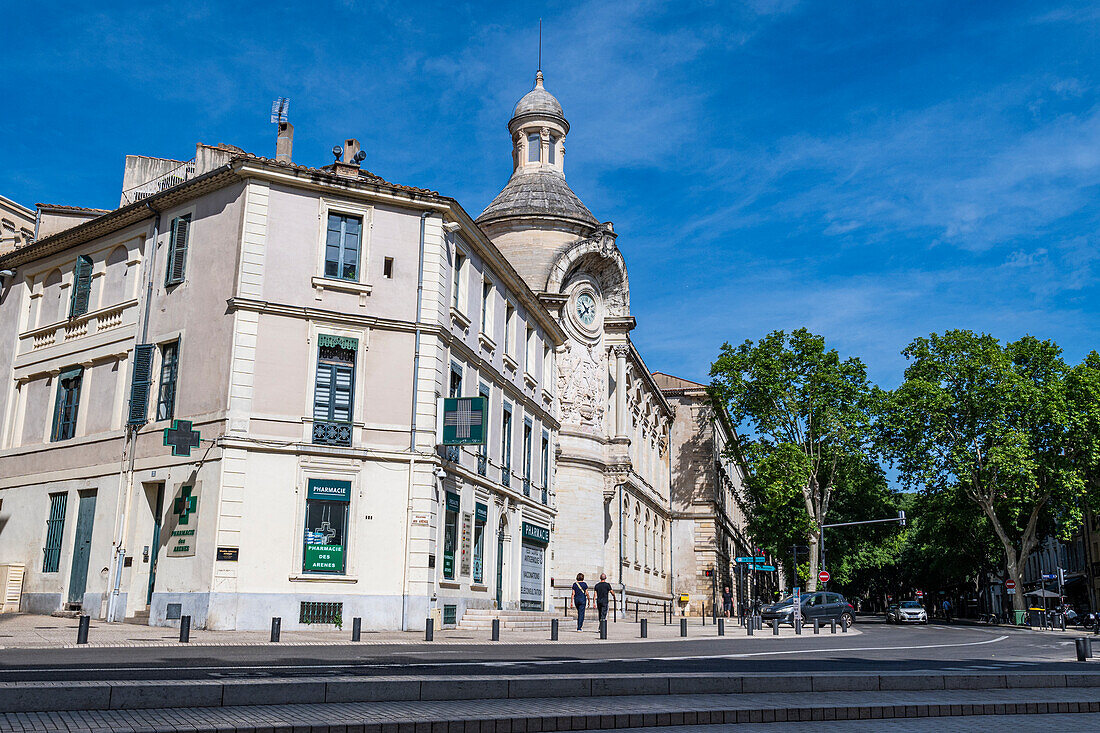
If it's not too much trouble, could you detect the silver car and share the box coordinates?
[893,600,928,624]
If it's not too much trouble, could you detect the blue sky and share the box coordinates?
[3,1,1099,388]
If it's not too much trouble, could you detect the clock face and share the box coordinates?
[575,292,597,327]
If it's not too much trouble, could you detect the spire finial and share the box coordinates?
[538,18,542,72]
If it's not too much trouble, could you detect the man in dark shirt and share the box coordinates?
[594,573,615,622]
[722,586,734,617]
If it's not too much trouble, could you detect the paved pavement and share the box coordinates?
[2,686,1098,731]
[595,714,1100,732]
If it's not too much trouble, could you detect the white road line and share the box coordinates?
[0,635,1011,674]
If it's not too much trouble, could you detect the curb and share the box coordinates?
[1,670,1098,713]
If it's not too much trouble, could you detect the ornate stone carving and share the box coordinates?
[557,338,606,430]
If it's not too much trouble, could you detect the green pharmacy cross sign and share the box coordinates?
[163,420,201,457]
[442,397,487,445]
[173,486,197,525]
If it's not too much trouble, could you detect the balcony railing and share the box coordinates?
[312,421,352,447]
[121,159,196,206]
[19,299,137,357]
[445,445,460,463]
[477,453,487,476]
[501,469,511,488]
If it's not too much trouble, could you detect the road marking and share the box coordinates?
[0,634,1012,675]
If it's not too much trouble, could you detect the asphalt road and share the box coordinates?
[0,618,1092,682]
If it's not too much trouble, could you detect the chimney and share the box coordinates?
[276,122,294,163]
[332,138,365,178]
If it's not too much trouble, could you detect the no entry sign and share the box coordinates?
[818,570,830,583]
[1005,579,1016,590]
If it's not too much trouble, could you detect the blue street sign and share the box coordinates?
[751,565,776,572]
[736,556,766,563]
[1042,573,1056,580]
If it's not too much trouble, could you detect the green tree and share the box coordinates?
[882,332,1100,612]
[711,329,879,591]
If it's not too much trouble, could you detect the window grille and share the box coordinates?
[157,340,179,421]
[42,493,68,573]
[299,601,343,625]
[443,604,457,625]
[313,341,356,446]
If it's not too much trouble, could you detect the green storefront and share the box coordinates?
[303,478,351,574]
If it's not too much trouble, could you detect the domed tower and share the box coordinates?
[479,72,671,612]
[477,71,601,291]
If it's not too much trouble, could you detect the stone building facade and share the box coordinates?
[477,72,673,611]
[0,195,35,256]
[0,140,561,630]
[654,373,762,616]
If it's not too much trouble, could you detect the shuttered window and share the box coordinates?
[165,215,191,286]
[324,214,361,281]
[42,492,68,573]
[127,344,155,426]
[51,367,83,441]
[156,340,180,421]
[312,336,357,446]
[69,255,92,319]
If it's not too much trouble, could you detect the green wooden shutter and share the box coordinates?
[166,215,190,286]
[128,344,155,426]
[69,256,92,318]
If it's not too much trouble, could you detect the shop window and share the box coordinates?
[473,503,487,583]
[302,479,351,574]
[443,492,460,580]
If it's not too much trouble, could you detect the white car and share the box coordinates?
[892,600,928,624]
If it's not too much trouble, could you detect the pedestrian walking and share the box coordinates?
[942,599,952,623]
[593,573,615,622]
[721,586,734,618]
[572,573,590,631]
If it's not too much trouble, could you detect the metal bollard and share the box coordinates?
[1060,615,1067,632]
[425,617,434,642]
[640,618,648,638]
[680,618,688,637]
[491,618,500,641]
[702,607,707,625]
[772,619,780,635]
[841,616,848,633]
[831,618,837,634]
[352,617,362,642]
[551,618,559,641]
[600,619,608,640]
[813,618,820,634]
[794,618,802,635]
[1077,637,1090,662]
[747,618,754,636]
[635,601,639,623]
[179,615,191,643]
[718,618,725,636]
[1085,636,1092,658]
[76,615,90,645]
[270,617,281,642]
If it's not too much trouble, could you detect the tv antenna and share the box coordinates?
[270,97,289,124]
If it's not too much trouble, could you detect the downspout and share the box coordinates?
[667,419,673,609]
[107,204,159,622]
[401,211,432,630]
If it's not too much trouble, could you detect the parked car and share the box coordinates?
[887,600,928,624]
[761,592,855,627]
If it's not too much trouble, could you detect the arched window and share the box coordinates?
[42,269,63,326]
[643,511,650,568]
[527,133,540,163]
[102,246,130,306]
[633,507,640,564]
[548,135,558,164]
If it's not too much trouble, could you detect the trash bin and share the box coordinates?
[1013,610,1028,626]
[1028,609,1046,627]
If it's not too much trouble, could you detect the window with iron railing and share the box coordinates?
[313,337,357,446]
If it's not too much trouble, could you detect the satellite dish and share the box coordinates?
[270,97,289,124]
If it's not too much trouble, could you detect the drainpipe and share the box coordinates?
[401,211,432,630]
[107,204,159,622]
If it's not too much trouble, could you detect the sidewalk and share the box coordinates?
[0,613,858,649]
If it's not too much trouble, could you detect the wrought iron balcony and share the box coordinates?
[501,469,511,488]
[312,421,352,447]
[523,477,531,497]
[445,445,460,463]
[477,453,487,476]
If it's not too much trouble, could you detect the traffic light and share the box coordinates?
[898,510,906,527]
[704,568,714,577]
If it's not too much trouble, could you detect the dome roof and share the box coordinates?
[511,71,566,124]
[476,169,598,228]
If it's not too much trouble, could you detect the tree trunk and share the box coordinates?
[807,533,820,592]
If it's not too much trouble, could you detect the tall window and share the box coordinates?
[481,280,492,333]
[477,383,490,476]
[525,327,535,374]
[449,363,463,398]
[324,213,361,281]
[548,135,557,164]
[442,492,460,580]
[501,402,512,487]
[166,215,191,286]
[522,420,533,496]
[473,503,487,583]
[52,367,83,441]
[527,133,540,163]
[452,251,466,310]
[504,304,515,356]
[69,255,93,318]
[313,336,356,446]
[540,432,550,504]
[156,340,179,421]
[543,345,552,384]
[302,479,350,575]
[42,492,68,573]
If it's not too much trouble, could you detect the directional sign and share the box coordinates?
[1042,573,1056,580]
[736,556,766,563]
[751,564,776,572]
[818,570,830,583]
